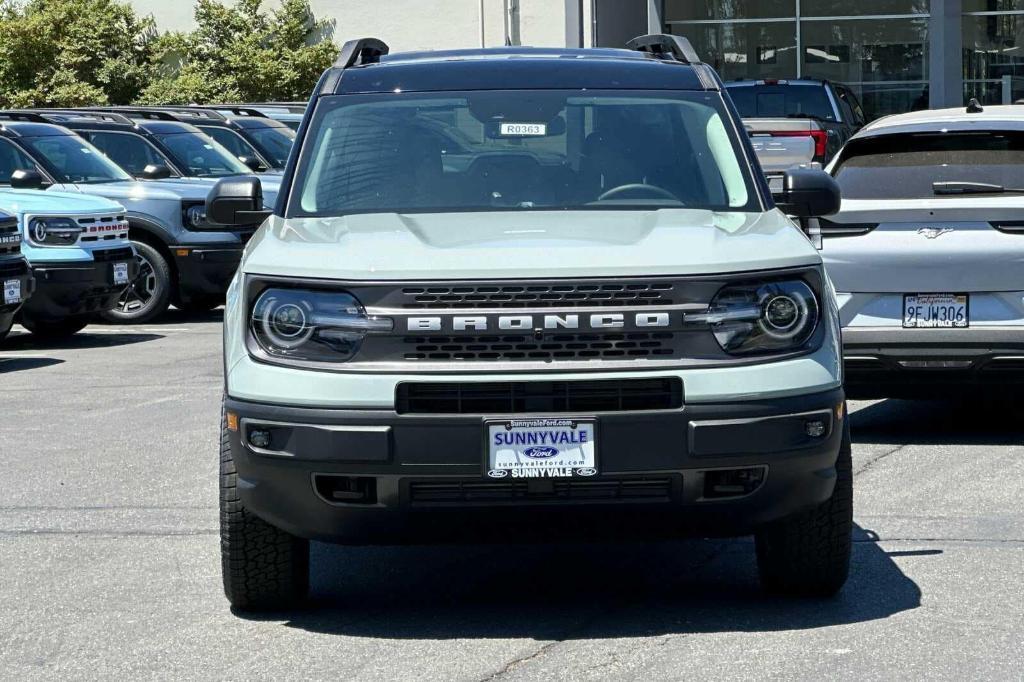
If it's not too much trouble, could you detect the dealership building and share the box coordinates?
[132,0,1024,119]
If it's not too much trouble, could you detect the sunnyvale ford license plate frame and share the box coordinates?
[485,418,598,479]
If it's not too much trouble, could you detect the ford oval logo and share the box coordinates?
[575,468,598,477]
[523,446,559,459]
[487,469,509,478]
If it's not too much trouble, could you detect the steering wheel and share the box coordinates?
[597,183,680,202]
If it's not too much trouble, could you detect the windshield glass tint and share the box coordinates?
[727,84,836,121]
[24,135,132,183]
[292,90,754,216]
[246,124,294,167]
[154,132,250,177]
[833,132,1024,199]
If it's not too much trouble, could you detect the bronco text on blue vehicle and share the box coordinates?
[210,36,850,610]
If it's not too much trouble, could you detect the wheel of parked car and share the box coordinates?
[100,240,171,324]
[755,414,852,597]
[19,314,89,339]
[219,401,309,610]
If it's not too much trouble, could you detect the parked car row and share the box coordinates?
[0,103,303,340]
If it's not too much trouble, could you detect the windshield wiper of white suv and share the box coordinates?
[933,181,1024,195]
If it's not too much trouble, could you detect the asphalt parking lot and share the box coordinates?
[1,312,1022,680]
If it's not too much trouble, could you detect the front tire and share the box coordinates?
[20,314,89,339]
[755,414,852,597]
[220,403,309,610]
[99,240,171,324]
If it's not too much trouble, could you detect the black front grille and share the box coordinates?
[402,332,676,362]
[0,220,19,256]
[92,247,134,262]
[409,477,675,505]
[395,377,683,414]
[400,282,675,308]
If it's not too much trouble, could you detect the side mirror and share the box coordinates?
[10,168,45,189]
[773,168,841,218]
[206,175,272,227]
[141,164,172,180]
[239,156,267,172]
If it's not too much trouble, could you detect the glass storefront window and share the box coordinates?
[963,12,1024,104]
[855,82,930,120]
[664,0,795,21]
[963,1,1024,11]
[801,18,929,82]
[801,1,929,16]
[675,21,798,81]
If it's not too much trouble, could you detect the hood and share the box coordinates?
[242,209,821,281]
[54,180,212,202]
[0,188,124,215]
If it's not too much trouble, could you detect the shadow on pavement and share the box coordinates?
[1,330,162,351]
[851,397,1023,446]
[236,523,922,639]
[0,356,64,373]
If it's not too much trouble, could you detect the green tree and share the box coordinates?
[0,0,156,107]
[140,0,337,105]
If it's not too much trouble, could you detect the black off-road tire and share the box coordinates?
[220,404,309,610]
[20,314,89,339]
[0,315,12,343]
[99,239,171,324]
[755,414,853,597]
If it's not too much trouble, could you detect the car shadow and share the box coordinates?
[1,329,162,351]
[850,397,1023,446]
[234,523,922,639]
[0,356,64,373]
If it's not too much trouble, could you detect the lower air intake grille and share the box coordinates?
[409,477,675,505]
[402,332,675,361]
[395,377,682,415]
[92,247,134,262]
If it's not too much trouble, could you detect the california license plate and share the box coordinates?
[113,262,129,285]
[3,278,20,305]
[903,293,968,328]
[486,418,597,479]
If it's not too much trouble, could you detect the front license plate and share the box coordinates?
[903,293,968,328]
[113,262,129,285]
[486,418,597,479]
[3,278,20,305]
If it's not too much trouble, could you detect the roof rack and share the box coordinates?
[626,34,700,64]
[129,106,229,122]
[250,102,307,113]
[334,38,389,69]
[192,105,271,119]
[0,110,53,124]
[83,107,180,122]
[27,109,137,125]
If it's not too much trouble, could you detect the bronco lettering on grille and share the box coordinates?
[406,312,675,333]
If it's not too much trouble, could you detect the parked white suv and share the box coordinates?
[210,35,849,609]
[823,102,1024,397]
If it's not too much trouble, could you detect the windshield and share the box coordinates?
[244,123,295,167]
[726,84,836,121]
[291,90,755,217]
[833,131,1024,199]
[154,131,250,177]
[22,134,132,184]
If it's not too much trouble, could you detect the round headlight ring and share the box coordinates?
[757,285,816,341]
[259,297,314,350]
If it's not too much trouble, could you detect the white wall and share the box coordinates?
[130,0,570,51]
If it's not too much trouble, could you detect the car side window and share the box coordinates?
[0,138,42,184]
[84,131,172,177]
[836,86,865,127]
[200,126,257,160]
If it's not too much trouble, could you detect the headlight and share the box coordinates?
[182,202,209,229]
[28,217,82,246]
[689,279,820,355]
[250,287,393,363]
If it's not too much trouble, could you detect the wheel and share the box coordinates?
[0,315,12,342]
[755,413,852,597]
[175,295,222,313]
[220,402,309,610]
[99,240,171,324]
[20,314,89,339]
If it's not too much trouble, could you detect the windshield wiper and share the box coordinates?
[933,181,1024,195]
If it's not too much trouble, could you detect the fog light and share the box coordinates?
[805,420,826,438]
[249,429,272,449]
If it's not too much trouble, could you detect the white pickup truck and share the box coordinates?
[743,117,827,191]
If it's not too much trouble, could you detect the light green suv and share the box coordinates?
[210,35,849,610]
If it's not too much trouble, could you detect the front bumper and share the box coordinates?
[224,387,845,544]
[173,244,243,303]
[843,327,1024,397]
[23,258,137,321]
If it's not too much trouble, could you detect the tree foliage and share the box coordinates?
[0,0,156,107]
[0,0,336,107]
[140,0,337,104]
